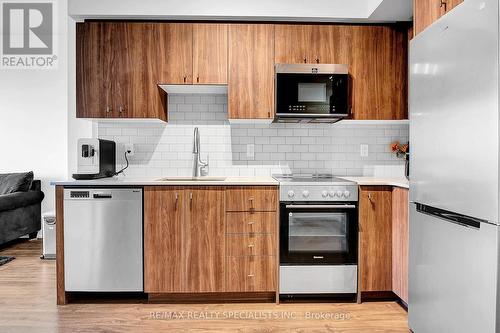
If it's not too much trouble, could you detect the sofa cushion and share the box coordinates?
[0,172,34,195]
[0,191,44,211]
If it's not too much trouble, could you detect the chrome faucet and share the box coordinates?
[192,127,208,177]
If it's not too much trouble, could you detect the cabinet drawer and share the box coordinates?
[225,187,277,212]
[226,256,277,292]
[226,212,276,234]
[226,234,276,256]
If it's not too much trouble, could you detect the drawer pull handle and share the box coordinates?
[248,221,255,225]
[247,274,254,278]
[248,244,255,248]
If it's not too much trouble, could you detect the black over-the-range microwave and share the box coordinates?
[274,64,350,123]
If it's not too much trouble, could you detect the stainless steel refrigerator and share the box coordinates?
[409,0,500,332]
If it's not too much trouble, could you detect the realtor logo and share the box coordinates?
[1,1,57,69]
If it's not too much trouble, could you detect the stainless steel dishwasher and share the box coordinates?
[63,188,143,292]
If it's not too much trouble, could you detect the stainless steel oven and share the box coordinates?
[275,64,349,123]
[280,203,358,265]
[275,174,358,295]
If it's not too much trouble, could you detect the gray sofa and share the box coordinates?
[0,172,44,246]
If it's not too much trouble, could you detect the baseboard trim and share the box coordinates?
[148,292,276,303]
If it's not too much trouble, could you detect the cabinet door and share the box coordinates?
[184,187,225,292]
[392,187,409,303]
[447,0,463,11]
[157,23,193,84]
[359,186,392,292]
[274,25,309,64]
[228,24,275,120]
[112,23,167,120]
[144,187,185,293]
[193,24,228,84]
[76,22,114,118]
[308,25,352,64]
[226,256,276,292]
[351,26,407,120]
[414,0,446,36]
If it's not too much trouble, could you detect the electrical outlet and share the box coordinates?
[246,144,255,159]
[125,143,135,156]
[360,144,369,157]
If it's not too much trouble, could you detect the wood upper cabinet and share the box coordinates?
[359,186,393,292]
[114,23,167,119]
[184,187,225,292]
[414,0,463,36]
[228,24,275,120]
[351,25,407,120]
[392,187,409,303]
[157,23,193,84]
[143,186,225,293]
[144,187,184,293]
[274,25,309,64]
[274,25,352,64]
[193,24,228,84]
[76,22,113,118]
[76,22,167,120]
[309,25,352,64]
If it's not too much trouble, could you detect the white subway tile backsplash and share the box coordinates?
[97,94,409,177]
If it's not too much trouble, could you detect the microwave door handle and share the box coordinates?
[285,204,356,209]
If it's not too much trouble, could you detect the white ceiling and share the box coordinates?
[69,0,413,22]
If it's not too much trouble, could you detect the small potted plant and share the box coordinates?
[390,141,410,179]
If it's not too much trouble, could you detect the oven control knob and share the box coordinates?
[321,190,328,198]
[344,190,350,198]
[287,190,295,198]
[329,190,335,197]
[302,190,310,198]
[336,190,343,197]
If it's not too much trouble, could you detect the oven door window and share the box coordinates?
[289,212,347,253]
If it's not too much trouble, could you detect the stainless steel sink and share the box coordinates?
[156,176,227,181]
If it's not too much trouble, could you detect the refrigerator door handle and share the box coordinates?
[415,203,485,229]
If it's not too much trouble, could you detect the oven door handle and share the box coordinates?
[285,204,356,209]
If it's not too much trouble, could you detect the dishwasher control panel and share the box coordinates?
[69,191,90,198]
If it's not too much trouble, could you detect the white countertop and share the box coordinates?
[339,176,409,189]
[50,176,279,186]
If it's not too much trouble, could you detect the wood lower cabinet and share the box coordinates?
[228,24,275,120]
[144,185,278,297]
[358,186,393,292]
[226,234,276,257]
[226,256,276,292]
[144,186,224,293]
[392,187,409,303]
[358,185,409,302]
[225,186,278,293]
[226,212,276,234]
[225,186,278,212]
[144,187,184,293]
[184,188,225,292]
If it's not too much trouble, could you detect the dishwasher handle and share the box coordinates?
[93,193,112,199]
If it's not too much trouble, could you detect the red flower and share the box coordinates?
[401,144,409,153]
[391,142,399,152]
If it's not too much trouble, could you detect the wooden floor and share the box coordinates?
[0,240,409,333]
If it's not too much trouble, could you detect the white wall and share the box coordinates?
[0,0,69,215]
